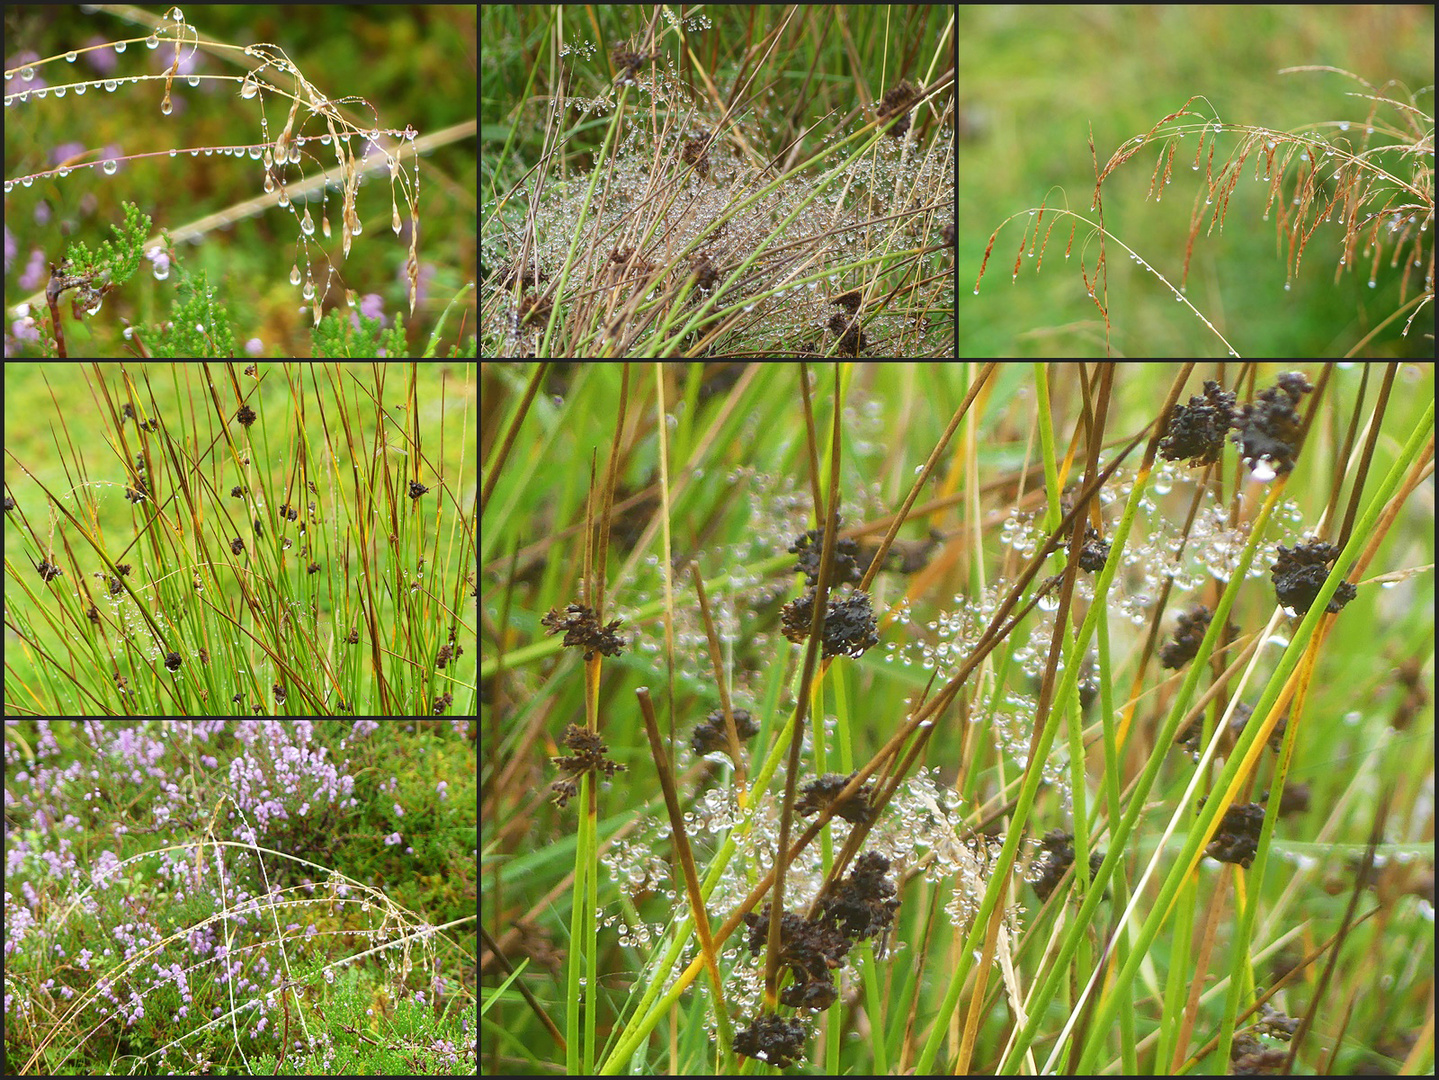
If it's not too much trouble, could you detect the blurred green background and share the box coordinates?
[4,5,477,358]
[959,5,1434,357]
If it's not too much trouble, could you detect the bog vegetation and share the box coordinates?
[3,362,477,718]
[481,362,1433,1075]
[481,6,955,357]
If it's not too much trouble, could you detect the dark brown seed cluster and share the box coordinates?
[813,853,903,948]
[1159,604,1237,669]
[740,853,901,1026]
[1204,801,1266,868]
[826,313,868,356]
[789,524,863,587]
[1029,829,1106,902]
[829,289,862,314]
[496,259,549,292]
[3,495,14,512]
[36,559,62,582]
[230,538,245,555]
[1231,1031,1291,1073]
[541,602,626,660]
[125,481,148,504]
[307,562,321,575]
[1231,370,1312,476]
[518,293,552,327]
[408,480,430,500]
[610,44,652,84]
[432,691,454,715]
[690,707,759,757]
[1159,379,1238,466]
[279,503,299,522]
[1271,541,1356,615]
[230,485,244,498]
[781,588,879,659]
[690,253,720,290]
[273,682,287,704]
[346,627,360,644]
[796,771,876,825]
[733,1012,808,1069]
[437,639,466,670]
[549,723,627,807]
[1077,526,1110,572]
[164,651,182,672]
[680,135,710,179]
[235,403,257,428]
[876,79,922,138]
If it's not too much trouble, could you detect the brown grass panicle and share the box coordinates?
[482,31,954,358]
[973,67,1435,357]
[4,6,422,331]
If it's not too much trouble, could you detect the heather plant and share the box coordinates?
[4,6,478,358]
[481,363,1433,1074]
[3,718,478,1076]
[970,68,1435,358]
[3,362,477,717]
[481,5,955,357]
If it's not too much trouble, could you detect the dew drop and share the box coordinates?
[104,79,118,92]
[277,192,290,208]
[169,148,178,157]
[391,207,401,234]
[21,66,35,82]
[65,51,78,63]
[302,281,315,300]
[187,75,199,88]
[146,34,159,49]
[352,217,362,235]
[321,215,331,238]
[153,260,169,281]
[57,167,70,178]
[241,77,258,100]
[263,171,275,193]
[301,208,315,236]
[172,8,184,22]
[290,264,301,286]
[103,159,118,175]
[115,41,127,53]
[161,96,172,115]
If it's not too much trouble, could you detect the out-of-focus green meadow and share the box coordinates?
[959,5,1434,358]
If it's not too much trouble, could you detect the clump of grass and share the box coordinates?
[3,362,476,717]
[481,6,955,357]
[481,363,1433,1074]
[973,68,1435,357]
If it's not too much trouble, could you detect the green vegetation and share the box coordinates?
[481,363,1433,1074]
[4,719,477,1075]
[3,362,477,718]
